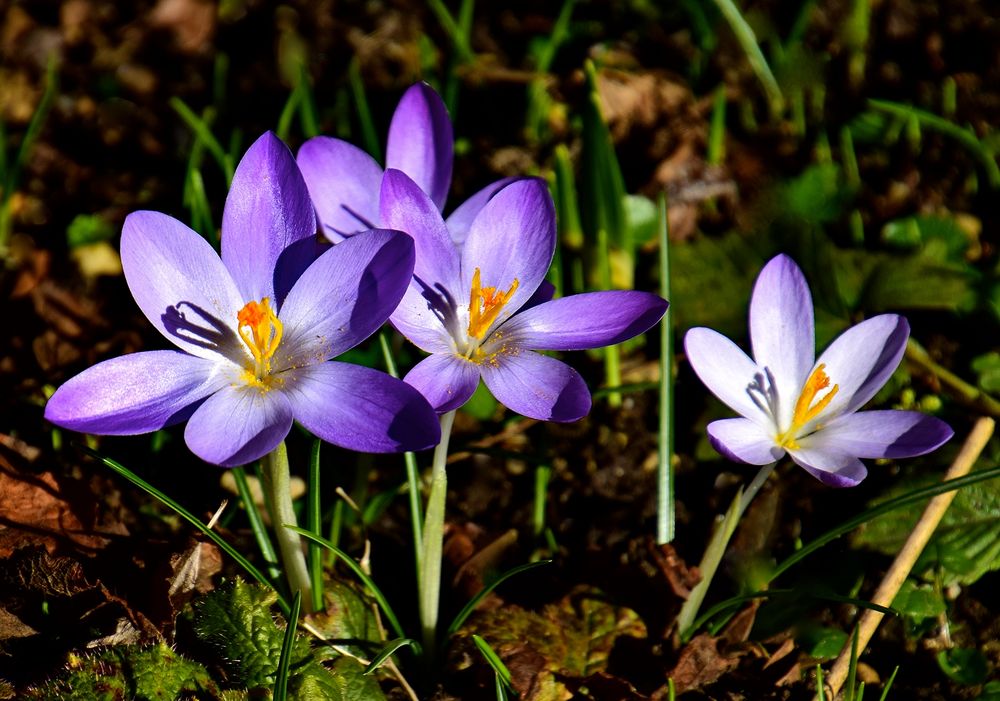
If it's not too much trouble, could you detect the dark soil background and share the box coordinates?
[3,0,1000,699]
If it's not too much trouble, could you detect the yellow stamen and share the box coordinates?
[778,364,839,449]
[467,267,518,341]
[237,297,283,380]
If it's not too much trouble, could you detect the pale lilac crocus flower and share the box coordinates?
[684,254,952,487]
[44,132,440,467]
[297,82,517,246]
[378,170,668,422]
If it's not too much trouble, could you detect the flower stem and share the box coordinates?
[419,410,456,664]
[676,461,776,637]
[261,441,314,614]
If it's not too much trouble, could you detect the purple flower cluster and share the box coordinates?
[44,84,668,465]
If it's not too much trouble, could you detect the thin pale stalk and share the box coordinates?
[676,462,776,637]
[262,441,314,614]
[821,417,995,700]
[419,410,457,663]
[656,193,675,544]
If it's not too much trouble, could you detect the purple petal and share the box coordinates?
[44,351,227,435]
[684,327,770,424]
[403,353,481,413]
[285,361,441,452]
[461,178,556,327]
[480,351,590,422]
[812,315,909,418]
[806,410,953,459]
[380,169,461,289]
[749,254,815,429]
[222,132,317,305]
[121,211,246,362]
[706,418,783,465]
[386,83,453,210]
[380,169,463,351]
[276,229,414,367]
[445,176,521,246]
[184,384,293,467]
[297,136,383,240]
[788,446,868,487]
[500,291,667,351]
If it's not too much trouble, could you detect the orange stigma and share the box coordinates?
[467,268,518,341]
[237,297,283,380]
[778,364,839,449]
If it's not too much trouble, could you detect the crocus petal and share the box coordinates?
[386,83,453,210]
[684,327,771,425]
[706,418,784,465]
[297,136,383,240]
[184,385,293,467]
[748,254,815,429]
[812,314,909,418]
[403,353,481,413]
[44,351,228,435]
[380,169,461,293]
[499,291,667,351]
[445,176,521,246]
[277,229,414,367]
[286,361,440,452]
[121,211,247,362]
[480,351,590,422]
[805,410,953,459]
[461,178,556,325]
[222,132,317,305]
[787,446,868,488]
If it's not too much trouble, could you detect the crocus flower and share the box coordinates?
[297,82,517,245]
[45,132,440,467]
[378,169,668,422]
[684,254,952,487]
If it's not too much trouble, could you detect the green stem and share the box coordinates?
[262,441,314,613]
[419,410,457,663]
[676,461,776,637]
[656,193,675,545]
[378,332,424,576]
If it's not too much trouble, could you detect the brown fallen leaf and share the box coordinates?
[0,464,126,558]
[663,633,741,695]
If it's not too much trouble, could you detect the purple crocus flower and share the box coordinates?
[297,82,517,245]
[684,254,952,487]
[377,169,668,422]
[44,132,440,467]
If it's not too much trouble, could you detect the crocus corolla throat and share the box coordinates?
[44,132,440,467]
[379,170,668,422]
[684,254,952,487]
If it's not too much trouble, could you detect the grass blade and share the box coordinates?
[348,58,382,163]
[308,439,324,613]
[231,465,282,582]
[447,559,552,637]
[364,638,421,675]
[273,590,302,701]
[286,526,405,640]
[472,635,514,695]
[770,465,1000,581]
[83,447,288,613]
[170,97,234,184]
[426,0,475,62]
[878,666,899,701]
[709,0,783,113]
